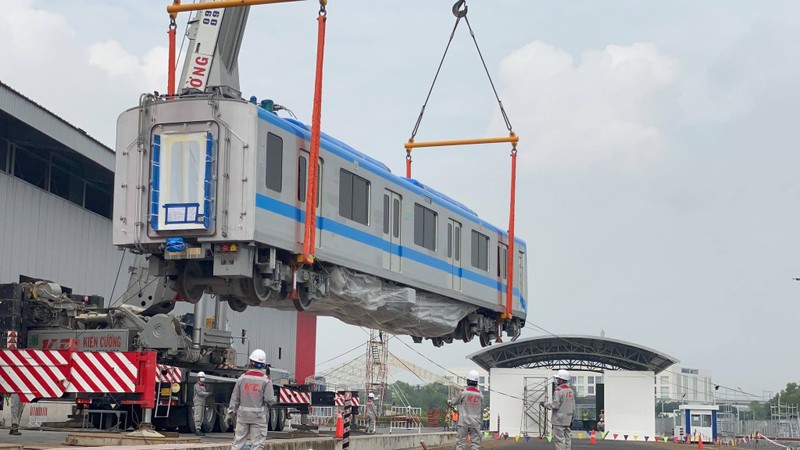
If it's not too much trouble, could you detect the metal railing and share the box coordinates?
[388,406,422,434]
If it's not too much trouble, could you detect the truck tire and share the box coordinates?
[268,408,278,431]
[274,409,285,432]
[202,402,217,432]
[217,406,234,432]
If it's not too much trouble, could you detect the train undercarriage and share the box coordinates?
[160,244,523,348]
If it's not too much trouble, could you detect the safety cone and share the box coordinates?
[698,435,704,450]
[590,430,597,446]
[467,434,471,444]
[335,410,344,439]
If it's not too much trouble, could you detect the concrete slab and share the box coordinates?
[64,432,202,447]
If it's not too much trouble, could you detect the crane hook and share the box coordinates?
[452,0,467,18]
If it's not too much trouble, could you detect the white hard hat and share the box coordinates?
[368,393,375,398]
[467,370,480,382]
[249,349,267,364]
[197,371,206,378]
[555,369,570,381]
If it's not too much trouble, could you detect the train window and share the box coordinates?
[455,226,461,261]
[383,194,390,234]
[471,230,489,271]
[266,132,283,193]
[339,169,370,225]
[447,223,452,258]
[497,243,508,279]
[298,155,307,202]
[392,199,400,238]
[414,204,437,251]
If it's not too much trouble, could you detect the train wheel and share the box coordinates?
[177,262,205,303]
[479,331,491,347]
[239,270,273,306]
[457,320,473,343]
[291,286,313,311]
[227,297,247,312]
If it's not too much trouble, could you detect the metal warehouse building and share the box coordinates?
[0,80,315,381]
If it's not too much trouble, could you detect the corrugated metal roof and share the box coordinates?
[0,80,114,171]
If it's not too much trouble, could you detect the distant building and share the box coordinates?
[655,365,714,403]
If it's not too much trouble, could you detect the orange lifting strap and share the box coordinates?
[167,16,177,95]
[301,0,328,264]
[405,0,518,320]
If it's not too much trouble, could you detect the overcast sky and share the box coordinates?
[2,0,799,398]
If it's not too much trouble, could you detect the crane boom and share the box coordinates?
[178,2,250,97]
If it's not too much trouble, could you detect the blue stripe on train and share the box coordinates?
[255,194,527,313]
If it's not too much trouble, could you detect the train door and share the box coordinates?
[382,190,402,272]
[447,219,462,291]
[297,151,323,248]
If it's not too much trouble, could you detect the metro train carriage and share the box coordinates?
[113,94,526,346]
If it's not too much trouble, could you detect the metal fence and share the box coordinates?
[724,419,800,438]
[388,406,422,434]
[657,417,800,439]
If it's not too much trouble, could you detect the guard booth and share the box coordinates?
[678,404,718,442]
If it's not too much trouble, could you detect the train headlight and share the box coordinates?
[171,383,181,394]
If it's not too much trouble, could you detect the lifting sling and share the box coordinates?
[405,0,519,321]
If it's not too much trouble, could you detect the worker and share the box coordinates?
[365,392,377,434]
[405,405,413,429]
[9,394,23,436]
[582,408,589,431]
[193,371,211,436]
[225,349,276,450]
[448,370,483,450]
[541,369,576,450]
[482,407,490,430]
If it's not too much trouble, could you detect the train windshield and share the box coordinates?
[151,132,212,231]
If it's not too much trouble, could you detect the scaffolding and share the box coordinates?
[771,403,800,437]
[365,330,389,415]
[521,376,551,437]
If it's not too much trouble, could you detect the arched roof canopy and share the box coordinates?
[467,335,678,374]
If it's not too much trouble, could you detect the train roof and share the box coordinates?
[260,109,526,247]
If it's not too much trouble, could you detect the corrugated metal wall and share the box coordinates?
[172,296,298,376]
[0,172,132,299]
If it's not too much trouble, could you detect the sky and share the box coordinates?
[2,0,799,398]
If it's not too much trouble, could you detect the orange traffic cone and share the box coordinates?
[590,430,597,445]
[698,435,704,450]
[335,411,344,439]
[467,434,471,444]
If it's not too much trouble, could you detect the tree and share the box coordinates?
[386,381,452,412]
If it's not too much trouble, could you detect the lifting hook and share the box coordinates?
[452,0,467,18]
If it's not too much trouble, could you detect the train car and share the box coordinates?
[113,94,526,346]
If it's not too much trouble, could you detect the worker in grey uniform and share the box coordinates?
[365,392,377,434]
[9,394,23,436]
[541,369,576,450]
[225,349,276,450]
[448,370,484,450]
[193,371,211,436]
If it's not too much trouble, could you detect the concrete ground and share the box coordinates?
[424,437,761,450]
